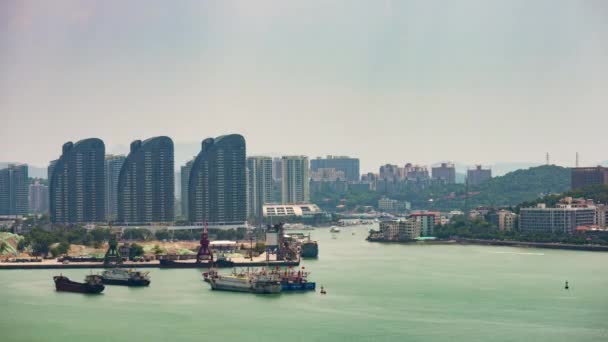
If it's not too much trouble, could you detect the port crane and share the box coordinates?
[196,222,213,263]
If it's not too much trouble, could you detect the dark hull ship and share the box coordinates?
[53,275,105,294]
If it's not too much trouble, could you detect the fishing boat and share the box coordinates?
[277,267,316,291]
[100,268,150,286]
[53,274,105,294]
[203,269,281,294]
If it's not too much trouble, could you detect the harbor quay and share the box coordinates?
[0,253,300,270]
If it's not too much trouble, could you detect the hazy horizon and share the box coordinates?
[2,0,607,173]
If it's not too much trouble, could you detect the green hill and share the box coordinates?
[516,184,608,211]
[313,165,572,212]
[423,165,572,210]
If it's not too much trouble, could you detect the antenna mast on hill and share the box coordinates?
[546,152,550,166]
[576,152,579,167]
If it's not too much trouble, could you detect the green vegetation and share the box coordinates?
[129,243,145,259]
[50,241,70,257]
[313,165,571,211]
[152,244,165,255]
[0,241,8,255]
[122,228,153,241]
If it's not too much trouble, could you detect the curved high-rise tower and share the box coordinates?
[49,138,106,224]
[117,136,174,224]
[188,134,246,226]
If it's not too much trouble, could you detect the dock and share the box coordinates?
[0,253,300,270]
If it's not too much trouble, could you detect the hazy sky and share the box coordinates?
[1,0,607,173]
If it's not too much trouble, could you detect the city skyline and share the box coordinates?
[2,1,608,172]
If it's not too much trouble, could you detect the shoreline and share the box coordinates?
[367,238,608,252]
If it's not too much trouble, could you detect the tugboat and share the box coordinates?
[53,274,105,294]
[100,268,151,286]
[300,235,319,258]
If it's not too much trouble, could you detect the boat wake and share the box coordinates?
[490,251,545,256]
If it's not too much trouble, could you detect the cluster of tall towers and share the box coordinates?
[48,134,248,226]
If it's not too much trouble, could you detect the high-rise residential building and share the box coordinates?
[105,154,126,222]
[49,139,106,224]
[117,137,174,224]
[281,156,309,204]
[379,164,401,181]
[247,156,274,219]
[28,180,49,214]
[519,199,596,234]
[404,163,430,182]
[272,157,282,181]
[310,168,346,182]
[571,166,608,190]
[47,160,57,181]
[0,164,29,215]
[432,162,456,184]
[188,134,247,225]
[180,159,195,220]
[467,165,492,186]
[310,156,360,182]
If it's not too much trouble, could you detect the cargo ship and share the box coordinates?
[53,274,105,294]
[101,268,150,286]
[203,269,281,294]
[300,235,319,258]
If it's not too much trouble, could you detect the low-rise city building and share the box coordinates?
[496,209,517,231]
[408,211,440,236]
[379,219,421,241]
[519,198,596,234]
[378,196,410,212]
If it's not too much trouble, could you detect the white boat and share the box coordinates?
[203,269,281,294]
[100,268,150,286]
[330,226,341,233]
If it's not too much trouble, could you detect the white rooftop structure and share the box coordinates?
[263,203,322,217]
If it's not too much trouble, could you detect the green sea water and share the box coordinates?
[2,225,608,342]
